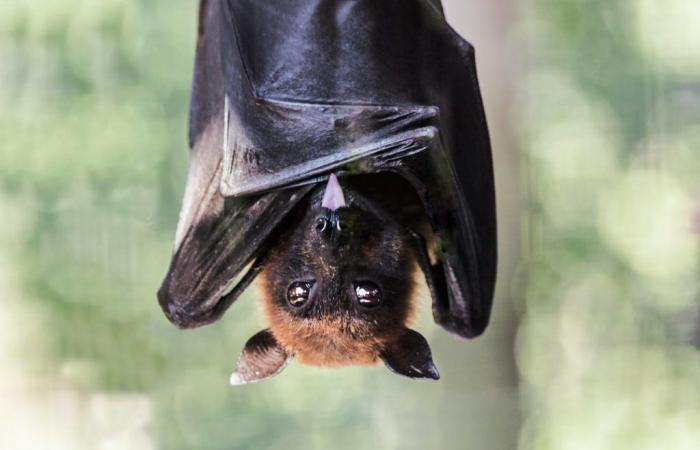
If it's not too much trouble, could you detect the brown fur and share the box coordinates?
[257,263,419,367]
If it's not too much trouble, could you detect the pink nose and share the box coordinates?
[321,173,346,211]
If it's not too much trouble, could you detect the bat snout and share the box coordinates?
[315,211,345,247]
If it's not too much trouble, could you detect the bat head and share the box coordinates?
[230,175,439,384]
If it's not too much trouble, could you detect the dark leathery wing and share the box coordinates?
[158,0,497,339]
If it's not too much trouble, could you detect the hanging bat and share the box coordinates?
[158,0,497,384]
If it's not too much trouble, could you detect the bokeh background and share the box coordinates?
[0,0,698,449]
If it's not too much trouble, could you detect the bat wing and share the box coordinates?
[217,0,497,337]
[160,0,496,337]
[400,27,497,339]
[438,33,497,338]
[157,0,312,328]
[217,0,442,197]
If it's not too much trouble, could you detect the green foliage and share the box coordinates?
[518,0,700,448]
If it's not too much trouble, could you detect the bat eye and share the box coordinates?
[287,281,314,307]
[354,281,382,308]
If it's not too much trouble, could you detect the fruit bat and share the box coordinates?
[158,0,497,384]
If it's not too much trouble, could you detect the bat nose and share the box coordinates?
[315,213,343,244]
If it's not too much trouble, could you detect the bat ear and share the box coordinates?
[380,328,440,380]
[230,329,292,385]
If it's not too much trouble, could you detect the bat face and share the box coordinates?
[261,177,416,366]
[230,175,440,384]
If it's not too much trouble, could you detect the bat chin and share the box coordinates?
[295,347,381,368]
[266,312,389,368]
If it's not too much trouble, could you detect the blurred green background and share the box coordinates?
[0,0,698,449]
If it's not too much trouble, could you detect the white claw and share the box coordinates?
[230,371,247,386]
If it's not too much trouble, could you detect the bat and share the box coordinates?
[158,0,497,384]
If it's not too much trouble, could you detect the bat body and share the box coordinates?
[158,0,497,383]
